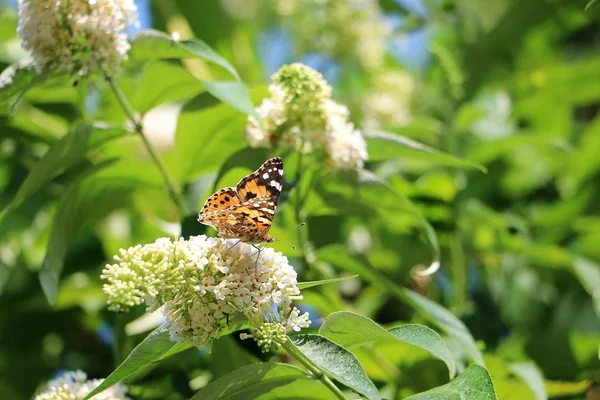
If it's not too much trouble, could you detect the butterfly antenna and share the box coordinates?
[272,236,297,250]
[278,222,306,233]
[271,223,306,250]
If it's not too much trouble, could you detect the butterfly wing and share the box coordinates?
[201,197,276,243]
[236,157,283,206]
[197,187,240,224]
[197,157,284,243]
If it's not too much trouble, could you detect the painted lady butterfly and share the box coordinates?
[197,157,284,244]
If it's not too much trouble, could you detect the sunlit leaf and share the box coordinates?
[174,97,254,183]
[405,365,497,399]
[316,246,483,366]
[290,334,379,400]
[83,326,192,400]
[365,130,486,172]
[319,311,456,378]
[201,80,259,119]
[128,29,241,80]
[133,61,204,115]
[297,275,359,290]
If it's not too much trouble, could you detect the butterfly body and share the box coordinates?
[198,157,283,244]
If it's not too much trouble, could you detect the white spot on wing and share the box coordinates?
[270,180,282,191]
[262,172,269,179]
[278,169,283,176]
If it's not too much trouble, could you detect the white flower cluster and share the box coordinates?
[17,0,138,76]
[34,370,129,400]
[247,63,368,170]
[275,0,391,71]
[101,235,311,350]
[362,70,415,131]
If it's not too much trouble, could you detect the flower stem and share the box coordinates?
[105,74,190,216]
[282,339,348,400]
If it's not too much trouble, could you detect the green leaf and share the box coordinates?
[210,336,259,379]
[191,362,337,400]
[316,246,483,366]
[2,124,125,214]
[39,161,145,304]
[365,131,487,172]
[201,80,259,118]
[128,29,241,81]
[297,275,359,290]
[401,289,485,366]
[405,365,497,399]
[133,61,205,115]
[83,326,191,400]
[509,362,547,400]
[319,311,456,378]
[174,95,249,182]
[290,334,379,400]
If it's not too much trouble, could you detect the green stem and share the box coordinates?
[105,74,190,216]
[282,339,348,400]
[113,312,128,367]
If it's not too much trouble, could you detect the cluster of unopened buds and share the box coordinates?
[246,63,368,171]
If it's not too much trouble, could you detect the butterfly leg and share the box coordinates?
[251,244,265,263]
[227,239,242,252]
[221,239,242,258]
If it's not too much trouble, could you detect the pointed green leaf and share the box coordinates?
[402,289,485,366]
[405,365,497,399]
[128,29,240,80]
[319,311,456,378]
[290,334,379,400]
[191,362,337,400]
[365,130,486,172]
[298,275,359,290]
[83,326,191,400]
[201,80,259,118]
[316,246,483,366]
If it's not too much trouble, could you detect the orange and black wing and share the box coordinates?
[235,157,283,207]
[209,197,276,242]
[197,187,240,224]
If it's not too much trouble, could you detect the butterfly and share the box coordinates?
[197,157,284,244]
